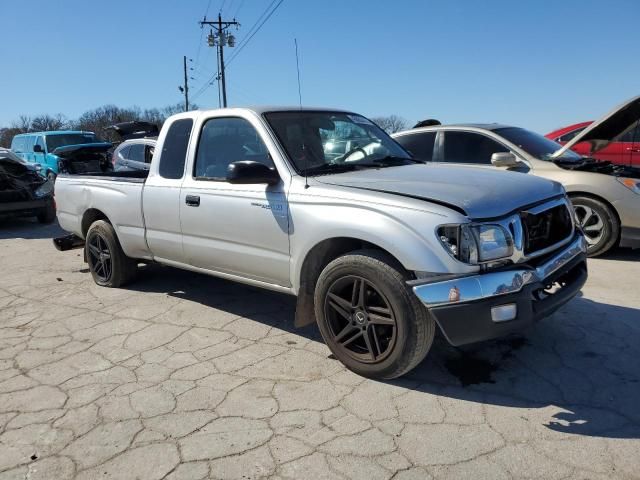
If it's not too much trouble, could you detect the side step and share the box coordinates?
[53,234,84,252]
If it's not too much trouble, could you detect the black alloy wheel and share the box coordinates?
[87,232,112,282]
[324,275,398,363]
[314,250,435,379]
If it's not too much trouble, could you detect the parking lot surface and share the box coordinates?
[0,219,639,480]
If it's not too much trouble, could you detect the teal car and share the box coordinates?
[10,131,110,180]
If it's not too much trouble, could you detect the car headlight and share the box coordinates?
[617,177,640,194]
[34,180,54,198]
[437,224,513,264]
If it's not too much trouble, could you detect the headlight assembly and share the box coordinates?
[437,223,513,264]
[34,180,54,198]
[617,177,640,195]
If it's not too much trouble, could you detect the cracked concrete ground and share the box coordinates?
[0,218,639,480]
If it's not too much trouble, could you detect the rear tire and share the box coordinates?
[37,200,56,224]
[85,220,137,287]
[570,195,619,257]
[314,249,435,379]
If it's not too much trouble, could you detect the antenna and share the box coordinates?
[295,38,309,188]
[294,38,302,109]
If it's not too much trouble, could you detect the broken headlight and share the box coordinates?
[34,180,54,198]
[437,224,513,264]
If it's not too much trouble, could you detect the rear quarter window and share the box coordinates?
[159,119,193,179]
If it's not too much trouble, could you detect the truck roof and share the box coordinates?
[14,130,96,136]
[183,106,354,116]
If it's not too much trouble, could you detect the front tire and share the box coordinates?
[85,220,137,287]
[570,195,619,257]
[314,250,435,379]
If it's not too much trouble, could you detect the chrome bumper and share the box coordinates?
[413,233,587,307]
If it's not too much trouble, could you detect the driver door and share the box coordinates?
[179,115,291,286]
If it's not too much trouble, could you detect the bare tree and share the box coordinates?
[0,128,23,148]
[15,115,33,133]
[371,115,409,134]
[0,102,200,147]
[31,114,70,132]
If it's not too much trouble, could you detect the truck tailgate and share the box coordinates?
[55,175,151,260]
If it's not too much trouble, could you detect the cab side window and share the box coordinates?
[194,117,273,180]
[35,136,46,152]
[23,136,36,153]
[442,131,508,164]
[394,132,436,162]
[128,144,145,163]
[159,119,193,179]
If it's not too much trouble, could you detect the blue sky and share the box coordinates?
[2,0,639,133]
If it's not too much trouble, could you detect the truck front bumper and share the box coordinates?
[411,234,588,346]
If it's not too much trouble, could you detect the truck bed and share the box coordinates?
[54,172,151,260]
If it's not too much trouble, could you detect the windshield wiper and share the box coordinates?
[300,163,377,176]
[372,155,425,165]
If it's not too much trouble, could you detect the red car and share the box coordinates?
[546,120,640,167]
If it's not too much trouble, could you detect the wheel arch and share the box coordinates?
[293,236,410,328]
[567,191,621,227]
[81,208,111,238]
[567,191,622,247]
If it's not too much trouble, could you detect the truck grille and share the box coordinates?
[521,203,573,255]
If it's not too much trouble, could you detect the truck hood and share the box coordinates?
[553,95,640,158]
[52,142,113,158]
[315,164,564,219]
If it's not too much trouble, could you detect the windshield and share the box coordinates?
[46,133,99,151]
[0,149,27,164]
[495,127,583,163]
[264,111,414,174]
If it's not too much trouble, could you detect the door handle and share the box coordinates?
[185,194,200,207]
[625,147,640,153]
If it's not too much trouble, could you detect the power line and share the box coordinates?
[225,0,277,62]
[236,0,276,43]
[225,0,284,67]
[192,0,284,103]
[232,0,245,18]
[193,0,213,72]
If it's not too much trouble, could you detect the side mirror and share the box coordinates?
[226,161,280,185]
[33,144,44,153]
[491,152,520,168]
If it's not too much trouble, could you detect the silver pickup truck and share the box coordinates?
[54,107,587,379]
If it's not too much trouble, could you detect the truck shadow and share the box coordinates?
[0,218,66,240]
[599,246,640,261]
[128,264,640,440]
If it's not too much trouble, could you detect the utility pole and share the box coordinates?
[180,55,189,111]
[201,13,239,108]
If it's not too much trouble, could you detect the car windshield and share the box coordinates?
[264,111,415,174]
[46,133,99,151]
[0,150,27,164]
[495,127,583,163]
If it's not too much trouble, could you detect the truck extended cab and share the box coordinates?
[54,107,587,379]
